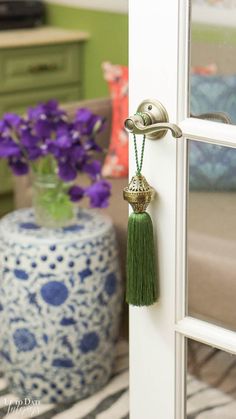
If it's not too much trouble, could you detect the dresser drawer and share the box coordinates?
[0,84,81,115]
[0,43,81,94]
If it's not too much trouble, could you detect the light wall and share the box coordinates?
[46,0,128,14]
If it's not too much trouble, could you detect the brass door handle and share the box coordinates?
[124,99,182,140]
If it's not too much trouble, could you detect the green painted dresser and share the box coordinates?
[0,26,89,216]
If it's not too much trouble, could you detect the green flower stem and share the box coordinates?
[33,155,57,176]
[34,176,74,226]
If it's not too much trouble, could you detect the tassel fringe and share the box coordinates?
[126,212,158,306]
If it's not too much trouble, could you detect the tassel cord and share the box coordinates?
[133,112,147,176]
[133,134,146,175]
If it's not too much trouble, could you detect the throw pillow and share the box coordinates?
[102,62,128,178]
[190,73,236,191]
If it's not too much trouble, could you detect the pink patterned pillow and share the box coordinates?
[102,62,128,178]
[191,63,217,75]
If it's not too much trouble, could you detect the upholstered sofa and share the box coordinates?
[188,191,236,331]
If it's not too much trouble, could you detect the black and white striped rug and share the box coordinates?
[187,374,236,419]
[187,341,236,419]
[0,340,235,418]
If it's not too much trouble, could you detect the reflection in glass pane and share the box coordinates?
[190,0,236,124]
[186,339,236,418]
[187,140,236,331]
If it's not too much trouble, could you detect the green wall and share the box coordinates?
[45,3,128,99]
[192,23,236,44]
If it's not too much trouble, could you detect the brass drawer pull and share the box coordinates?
[28,63,59,74]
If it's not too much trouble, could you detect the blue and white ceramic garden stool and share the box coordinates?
[0,208,123,403]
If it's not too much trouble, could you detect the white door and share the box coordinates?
[129,1,236,418]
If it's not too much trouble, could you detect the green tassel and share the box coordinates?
[126,211,158,306]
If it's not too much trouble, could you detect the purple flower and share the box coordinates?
[27,105,43,121]
[46,133,73,158]
[82,160,102,180]
[9,158,29,175]
[0,120,6,133]
[0,138,21,157]
[20,128,39,147]
[28,100,67,138]
[0,114,24,136]
[85,179,111,208]
[3,113,23,128]
[76,108,91,122]
[56,134,73,149]
[46,140,60,158]
[0,101,111,208]
[58,160,77,182]
[68,185,84,202]
[27,146,43,161]
[34,118,53,138]
[43,100,66,119]
[75,109,105,136]
[28,100,65,121]
[71,145,87,165]
[56,124,73,137]
[84,138,102,152]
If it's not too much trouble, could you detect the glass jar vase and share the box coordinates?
[32,174,76,228]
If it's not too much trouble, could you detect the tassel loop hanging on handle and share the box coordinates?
[124,175,158,306]
[123,117,159,306]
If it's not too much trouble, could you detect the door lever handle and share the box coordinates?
[190,112,231,124]
[124,99,182,140]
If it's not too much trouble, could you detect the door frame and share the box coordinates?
[129,1,236,418]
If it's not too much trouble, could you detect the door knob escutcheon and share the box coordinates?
[124,99,182,140]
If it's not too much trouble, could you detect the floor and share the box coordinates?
[187,341,236,419]
[0,341,235,418]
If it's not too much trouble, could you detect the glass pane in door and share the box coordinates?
[186,338,236,418]
[187,140,236,331]
[190,0,236,124]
